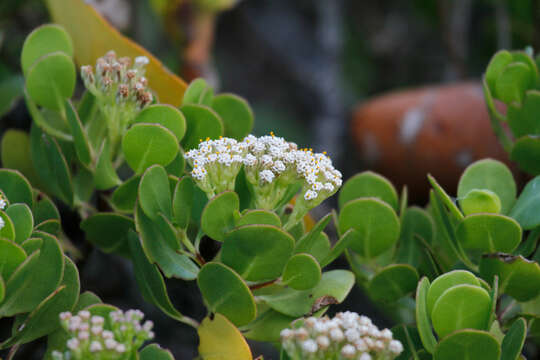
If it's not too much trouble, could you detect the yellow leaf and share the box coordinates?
[45,0,187,106]
[198,313,253,360]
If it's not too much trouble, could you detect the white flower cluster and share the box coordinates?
[185,133,342,209]
[0,191,6,230]
[81,50,153,109]
[52,309,154,360]
[281,312,403,360]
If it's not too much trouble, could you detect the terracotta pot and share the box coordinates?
[351,82,520,203]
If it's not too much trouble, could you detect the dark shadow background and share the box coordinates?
[0,0,539,358]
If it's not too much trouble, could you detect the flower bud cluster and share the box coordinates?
[281,312,403,360]
[81,50,153,110]
[0,191,7,210]
[52,309,154,360]
[185,133,342,210]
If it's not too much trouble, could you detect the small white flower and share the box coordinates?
[359,353,372,360]
[329,328,344,342]
[91,316,104,325]
[355,338,368,352]
[105,338,117,349]
[341,344,356,358]
[78,331,89,340]
[260,170,275,184]
[345,328,360,342]
[102,330,114,339]
[78,310,90,320]
[304,190,318,201]
[389,340,404,354]
[0,198,6,210]
[301,339,318,353]
[116,344,127,353]
[280,328,294,340]
[90,341,103,352]
[295,328,309,340]
[67,338,80,350]
[316,335,330,349]
[135,56,149,66]
[60,312,72,321]
[381,328,393,340]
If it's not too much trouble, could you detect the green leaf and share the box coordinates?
[197,262,256,326]
[431,284,491,338]
[132,104,186,141]
[391,324,423,360]
[396,206,434,267]
[456,214,521,253]
[294,213,331,255]
[428,174,463,222]
[0,169,33,207]
[507,90,540,138]
[457,159,516,214]
[338,198,400,258]
[197,313,253,360]
[479,253,540,301]
[128,231,184,321]
[73,291,101,312]
[81,213,134,253]
[501,317,527,360]
[0,211,16,241]
[211,94,254,140]
[0,238,27,280]
[64,99,91,166]
[172,176,194,229]
[139,165,173,221]
[257,270,354,317]
[338,171,398,210]
[320,229,355,267]
[182,78,211,105]
[282,253,321,290]
[485,50,513,92]
[21,238,42,255]
[415,277,437,354]
[368,264,419,303]
[164,149,185,177]
[25,52,75,110]
[6,204,33,244]
[135,204,199,280]
[243,309,296,343]
[30,125,74,205]
[306,232,331,264]
[433,330,500,360]
[20,24,73,76]
[495,62,532,104]
[93,138,121,190]
[511,135,540,175]
[111,175,140,213]
[236,209,281,227]
[123,123,179,174]
[510,175,540,229]
[0,276,4,304]
[426,270,481,317]
[9,256,79,345]
[201,191,240,241]
[460,189,502,216]
[180,104,224,150]
[33,192,59,224]
[0,232,63,317]
[222,224,294,281]
[139,344,175,360]
[1,130,40,187]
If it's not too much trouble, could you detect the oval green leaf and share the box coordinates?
[21,24,73,75]
[201,191,240,241]
[211,94,254,140]
[180,104,223,150]
[434,329,500,360]
[81,213,134,253]
[132,104,186,141]
[511,135,540,175]
[0,169,33,208]
[338,171,398,210]
[427,270,481,317]
[456,214,522,253]
[415,277,437,354]
[6,203,34,244]
[282,253,321,290]
[510,175,540,229]
[0,238,27,280]
[139,165,173,221]
[368,264,419,303]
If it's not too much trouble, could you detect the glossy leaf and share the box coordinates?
[320,229,355,267]
[501,318,527,360]
[64,99,91,166]
[236,210,281,227]
[45,0,187,106]
[140,344,175,360]
[479,253,540,301]
[211,94,254,140]
[510,175,540,229]
[460,189,502,215]
[456,214,521,253]
[122,123,179,174]
[257,270,354,317]
[282,253,321,290]
[507,90,540,138]
[243,309,297,343]
[172,177,194,229]
[0,169,33,207]
[338,198,400,258]
[0,232,63,317]
[511,135,540,175]
[6,203,33,244]
[135,204,199,280]
[132,104,186,141]
[0,211,16,241]
[495,62,532,104]
[0,238,27,280]
[427,270,481,317]
[457,159,516,214]
[139,165,173,221]
[431,284,491,338]
[294,213,331,255]
[434,330,500,360]
[81,213,134,253]
[180,104,224,150]
[198,313,252,360]
[396,206,434,267]
[222,224,294,281]
[128,231,184,321]
[201,191,240,241]
[182,78,211,105]
[485,50,513,91]
[197,262,256,326]
[111,175,140,213]
[415,277,437,354]
[368,264,419,303]
[338,171,398,210]
[25,52,75,110]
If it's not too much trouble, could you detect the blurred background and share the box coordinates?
[0,0,538,358]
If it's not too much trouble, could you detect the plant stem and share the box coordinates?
[249,279,278,291]
[7,344,20,360]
